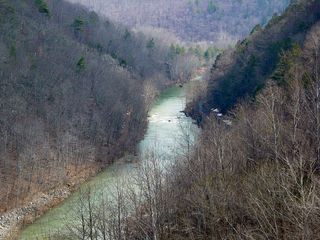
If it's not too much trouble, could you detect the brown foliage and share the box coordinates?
[126,20,320,240]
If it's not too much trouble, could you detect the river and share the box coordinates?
[19,80,200,239]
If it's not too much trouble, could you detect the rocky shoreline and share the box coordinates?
[0,160,104,240]
[0,187,71,240]
[0,74,204,240]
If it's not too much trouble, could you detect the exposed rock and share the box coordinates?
[0,188,71,239]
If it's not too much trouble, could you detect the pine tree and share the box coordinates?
[34,0,50,16]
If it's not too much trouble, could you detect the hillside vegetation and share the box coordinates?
[0,0,199,213]
[67,0,290,43]
[126,1,320,239]
[154,17,320,238]
[203,0,320,113]
[59,1,320,239]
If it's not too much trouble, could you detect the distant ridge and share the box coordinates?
[67,0,290,43]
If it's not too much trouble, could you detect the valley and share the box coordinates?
[0,0,320,239]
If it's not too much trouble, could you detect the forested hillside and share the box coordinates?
[75,1,320,239]
[144,0,320,238]
[0,0,197,213]
[54,2,320,236]
[200,0,320,113]
[68,0,290,43]
[155,9,320,237]
[2,0,320,239]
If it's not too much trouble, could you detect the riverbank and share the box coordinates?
[0,88,153,239]
[18,77,201,239]
[0,161,104,240]
[0,187,70,239]
[1,76,197,240]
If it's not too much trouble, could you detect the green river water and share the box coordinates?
[19,81,200,239]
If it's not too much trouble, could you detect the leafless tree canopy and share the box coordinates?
[62,3,320,240]
[0,0,200,213]
[68,0,290,43]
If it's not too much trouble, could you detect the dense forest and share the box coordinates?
[51,1,320,239]
[0,0,201,214]
[190,0,320,114]
[131,0,320,239]
[1,0,320,239]
[158,4,320,236]
[67,0,290,43]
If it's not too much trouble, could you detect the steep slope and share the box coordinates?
[55,16,320,239]
[203,0,320,113]
[0,0,191,215]
[67,0,290,43]
[121,1,320,239]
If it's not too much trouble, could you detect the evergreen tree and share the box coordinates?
[76,56,85,72]
[34,0,50,16]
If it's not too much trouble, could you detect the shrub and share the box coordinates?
[72,17,85,32]
[76,56,85,72]
[34,0,50,16]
